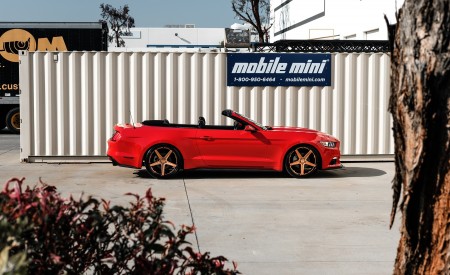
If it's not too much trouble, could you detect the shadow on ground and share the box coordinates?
[133,165,387,180]
[317,165,387,178]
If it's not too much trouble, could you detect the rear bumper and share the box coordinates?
[108,155,139,169]
[107,139,142,169]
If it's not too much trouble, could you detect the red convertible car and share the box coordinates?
[107,109,341,179]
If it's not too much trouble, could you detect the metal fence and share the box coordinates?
[252,40,391,53]
[19,51,393,162]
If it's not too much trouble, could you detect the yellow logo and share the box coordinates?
[0,29,67,62]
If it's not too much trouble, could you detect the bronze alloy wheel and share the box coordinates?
[285,145,319,178]
[145,145,182,178]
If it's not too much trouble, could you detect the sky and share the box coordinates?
[0,0,241,28]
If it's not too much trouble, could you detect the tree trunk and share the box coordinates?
[389,0,450,274]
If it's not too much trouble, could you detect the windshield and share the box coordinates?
[234,111,268,131]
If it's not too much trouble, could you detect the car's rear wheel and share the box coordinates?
[144,144,182,179]
[284,145,319,178]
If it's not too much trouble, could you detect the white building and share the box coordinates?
[109,25,225,51]
[271,0,404,41]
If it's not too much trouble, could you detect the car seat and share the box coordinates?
[198,116,206,128]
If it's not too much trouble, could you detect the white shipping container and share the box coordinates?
[19,51,393,163]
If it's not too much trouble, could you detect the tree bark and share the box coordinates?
[389,0,450,274]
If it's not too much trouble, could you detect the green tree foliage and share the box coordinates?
[232,0,272,42]
[100,3,135,47]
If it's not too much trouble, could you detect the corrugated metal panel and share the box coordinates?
[19,51,393,162]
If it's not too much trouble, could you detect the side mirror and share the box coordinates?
[244,125,257,132]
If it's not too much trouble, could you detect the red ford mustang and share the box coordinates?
[107,109,341,179]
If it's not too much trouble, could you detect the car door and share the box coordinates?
[194,127,275,168]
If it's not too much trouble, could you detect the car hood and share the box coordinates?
[269,126,319,133]
[268,126,338,140]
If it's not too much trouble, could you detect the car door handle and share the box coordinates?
[201,136,214,141]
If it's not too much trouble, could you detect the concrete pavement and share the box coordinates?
[0,129,400,274]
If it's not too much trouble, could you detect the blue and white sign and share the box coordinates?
[227,53,331,87]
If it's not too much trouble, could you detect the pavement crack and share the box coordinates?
[183,177,201,253]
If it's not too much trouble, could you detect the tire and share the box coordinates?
[6,107,20,134]
[284,145,320,178]
[144,144,182,179]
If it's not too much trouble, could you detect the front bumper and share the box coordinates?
[320,148,342,170]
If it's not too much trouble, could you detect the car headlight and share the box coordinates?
[320,141,336,148]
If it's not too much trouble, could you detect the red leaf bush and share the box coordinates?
[0,177,239,274]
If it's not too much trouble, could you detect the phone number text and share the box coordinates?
[233,77,276,82]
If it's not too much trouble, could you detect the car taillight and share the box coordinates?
[110,131,121,141]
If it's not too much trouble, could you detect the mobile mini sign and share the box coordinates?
[227,53,331,87]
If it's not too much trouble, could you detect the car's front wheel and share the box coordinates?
[284,145,319,178]
[144,144,182,179]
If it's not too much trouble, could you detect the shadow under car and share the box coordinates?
[132,165,387,179]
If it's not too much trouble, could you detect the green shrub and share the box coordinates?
[0,177,239,274]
